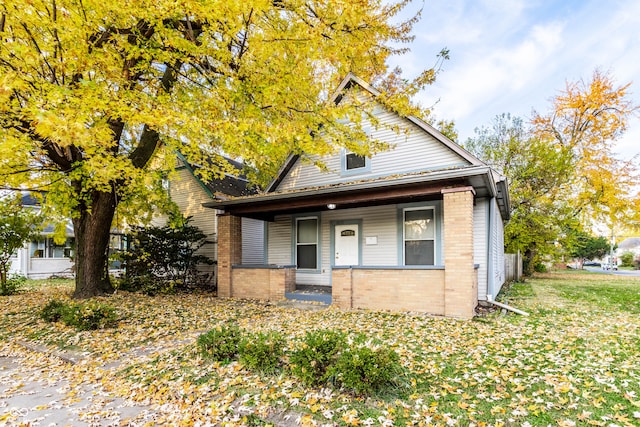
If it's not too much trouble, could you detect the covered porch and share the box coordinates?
[211,166,505,319]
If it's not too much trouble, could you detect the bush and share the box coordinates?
[329,337,403,395]
[197,323,242,362]
[41,299,118,331]
[533,262,547,273]
[0,274,26,296]
[620,252,634,268]
[40,299,68,322]
[239,331,286,374]
[289,329,347,386]
[120,215,214,295]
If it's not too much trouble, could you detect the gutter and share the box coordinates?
[205,165,495,209]
[485,294,529,316]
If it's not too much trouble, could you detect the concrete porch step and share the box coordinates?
[285,285,332,305]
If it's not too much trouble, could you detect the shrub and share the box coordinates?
[120,215,214,295]
[289,329,346,386]
[533,262,547,273]
[40,299,68,322]
[41,299,117,331]
[239,331,286,374]
[61,300,118,331]
[197,323,242,362]
[0,274,27,296]
[329,337,403,395]
[620,252,634,268]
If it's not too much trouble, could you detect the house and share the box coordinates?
[9,192,75,279]
[616,237,640,262]
[157,154,265,281]
[9,158,258,281]
[205,73,510,319]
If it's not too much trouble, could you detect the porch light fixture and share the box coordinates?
[327,203,336,210]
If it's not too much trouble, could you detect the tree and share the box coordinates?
[465,114,574,275]
[531,70,640,230]
[563,227,610,267]
[0,193,40,294]
[0,0,441,297]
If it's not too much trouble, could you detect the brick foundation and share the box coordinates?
[232,266,296,300]
[332,268,446,314]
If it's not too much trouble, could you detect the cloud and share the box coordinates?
[410,20,564,135]
[390,0,640,157]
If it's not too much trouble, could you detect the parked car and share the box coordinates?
[584,261,601,267]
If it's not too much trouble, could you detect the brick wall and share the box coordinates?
[442,187,477,319]
[231,267,296,300]
[332,268,446,314]
[217,214,242,298]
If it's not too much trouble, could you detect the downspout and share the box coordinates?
[485,294,529,316]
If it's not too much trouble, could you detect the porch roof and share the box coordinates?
[203,165,510,221]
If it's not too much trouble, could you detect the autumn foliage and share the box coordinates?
[532,69,640,228]
[0,0,438,298]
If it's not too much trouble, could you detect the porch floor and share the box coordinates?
[285,285,332,305]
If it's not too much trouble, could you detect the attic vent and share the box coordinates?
[341,229,356,237]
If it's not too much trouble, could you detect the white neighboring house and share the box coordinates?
[8,193,75,279]
[617,237,640,261]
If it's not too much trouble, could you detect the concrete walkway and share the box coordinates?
[0,344,159,426]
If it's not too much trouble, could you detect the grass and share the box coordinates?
[1,272,639,426]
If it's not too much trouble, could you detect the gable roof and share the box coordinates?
[206,74,510,220]
[618,237,640,250]
[266,72,485,193]
[176,153,257,199]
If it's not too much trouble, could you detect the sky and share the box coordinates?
[388,0,640,162]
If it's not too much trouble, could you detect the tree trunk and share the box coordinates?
[523,248,536,276]
[72,190,117,298]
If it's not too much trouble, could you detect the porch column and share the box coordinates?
[217,213,242,298]
[442,186,477,319]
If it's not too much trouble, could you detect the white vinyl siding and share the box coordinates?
[242,218,265,264]
[167,166,218,267]
[474,199,488,300]
[267,216,292,265]
[490,198,506,297]
[276,109,469,192]
[323,205,398,268]
[266,206,401,287]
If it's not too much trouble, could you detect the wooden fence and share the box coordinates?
[505,252,523,283]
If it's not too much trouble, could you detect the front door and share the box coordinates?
[334,224,359,266]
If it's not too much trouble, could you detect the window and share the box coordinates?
[345,152,366,170]
[296,218,318,269]
[31,237,74,259]
[403,208,435,265]
[341,148,370,175]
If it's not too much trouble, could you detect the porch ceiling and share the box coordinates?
[204,166,506,221]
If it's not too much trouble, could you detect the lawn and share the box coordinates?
[1,272,639,426]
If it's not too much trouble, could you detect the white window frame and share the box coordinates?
[295,216,319,270]
[403,207,436,266]
[31,237,74,259]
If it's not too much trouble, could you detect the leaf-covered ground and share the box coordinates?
[1,272,639,426]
